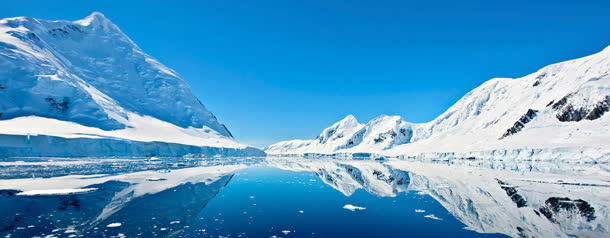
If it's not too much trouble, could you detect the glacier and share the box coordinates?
[266,46,610,161]
[0,12,263,157]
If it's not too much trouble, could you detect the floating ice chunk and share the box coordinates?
[148,157,161,161]
[170,221,180,224]
[415,209,426,213]
[416,191,426,195]
[146,178,167,181]
[249,196,255,199]
[424,214,442,220]
[299,210,304,213]
[282,230,291,235]
[17,188,97,196]
[343,204,366,211]
[107,223,122,228]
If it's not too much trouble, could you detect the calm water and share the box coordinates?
[0,157,607,237]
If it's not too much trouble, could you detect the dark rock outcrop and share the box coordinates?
[499,109,538,139]
[553,95,610,122]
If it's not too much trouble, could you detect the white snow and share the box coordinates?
[265,46,610,162]
[0,13,261,156]
[343,204,366,211]
[0,115,245,149]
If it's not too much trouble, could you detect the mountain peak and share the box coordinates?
[369,114,403,123]
[84,11,108,21]
[266,46,610,156]
[75,12,115,29]
[0,13,234,138]
[331,115,360,130]
[339,115,357,123]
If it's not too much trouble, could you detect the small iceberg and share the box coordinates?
[415,209,426,213]
[107,223,122,228]
[343,204,366,211]
[424,214,442,220]
[281,230,291,235]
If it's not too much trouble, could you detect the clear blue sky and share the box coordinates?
[3,0,609,148]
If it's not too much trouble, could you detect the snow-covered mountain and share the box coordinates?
[266,47,610,160]
[0,13,263,156]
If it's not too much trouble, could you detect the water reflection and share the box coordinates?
[0,157,607,237]
[267,158,609,238]
[0,157,262,237]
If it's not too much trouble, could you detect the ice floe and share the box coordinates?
[343,204,366,211]
[106,223,122,228]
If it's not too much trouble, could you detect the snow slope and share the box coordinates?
[266,46,610,160]
[0,13,261,156]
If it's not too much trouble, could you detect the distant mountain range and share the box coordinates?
[0,12,263,157]
[266,47,610,161]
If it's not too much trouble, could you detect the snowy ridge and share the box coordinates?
[266,47,610,160]
[0,13,260,155]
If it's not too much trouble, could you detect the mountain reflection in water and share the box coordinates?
[0,157,607,238]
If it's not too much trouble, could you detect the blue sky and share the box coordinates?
[3,0,609,147]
